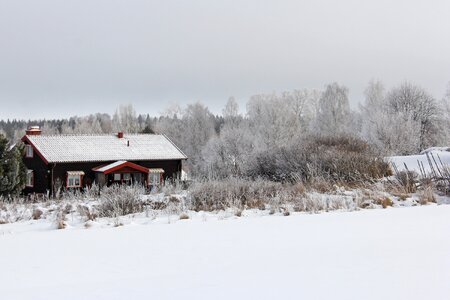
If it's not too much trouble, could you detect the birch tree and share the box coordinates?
[314,83,350,135]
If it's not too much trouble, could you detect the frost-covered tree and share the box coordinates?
[201,121,254,178]
[281,89,319,130]
[223,97,239,119]
[440,83,450,145]
[155,102,215,176]
[246,90,317,149]
[314,83,350,135]
[40,121,59,135]
[182,103,216,174]
[359,80,387,150]
[112,104,139,133]
[385,82,440,152]
[359,81,443,155]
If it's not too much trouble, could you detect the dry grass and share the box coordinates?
[305,178,335,194]
[418,186,436,205]
[179,213,189,220]
[378,197,393,209]
[394,171,418,194]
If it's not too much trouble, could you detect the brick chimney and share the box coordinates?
[117,131,124,139]
[26,126,42,136]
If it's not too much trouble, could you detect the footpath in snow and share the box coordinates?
[0,205,449,300]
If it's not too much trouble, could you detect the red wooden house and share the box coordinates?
[21,127,187,196]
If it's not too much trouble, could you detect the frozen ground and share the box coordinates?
[0,205,449,300]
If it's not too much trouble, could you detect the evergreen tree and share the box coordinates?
[0,134,27,197]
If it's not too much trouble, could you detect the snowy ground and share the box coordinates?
[1,205,449,300]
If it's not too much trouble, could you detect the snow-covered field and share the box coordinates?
[1,205,449,300]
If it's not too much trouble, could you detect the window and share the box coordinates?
[149,173,161,185]
[25,145,33,158]
[114,173,121,181]
[123,173,131,181]
[26,170,34,187]
[148,169,164,186]
[67,171,84,188]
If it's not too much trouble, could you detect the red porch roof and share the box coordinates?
[92,161,150,174]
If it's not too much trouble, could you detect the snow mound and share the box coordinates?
[388,148,450,175]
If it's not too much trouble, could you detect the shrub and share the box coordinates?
[292,193,357,213]
[55,211,66,229]
[63,204,73,214]
[305,177,335,193]
[395,171,418,193]
[77,204,97,221]
[97,184,145,217]
[378,197,393,208]
[247,134,390,183]
[179,213,189,220]
[282,207,290,216]
[84,183,100,200]
[32,208,43,220]
[188,177,281,211]
[418,186,436,205]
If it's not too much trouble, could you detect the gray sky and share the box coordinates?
[1,0,450,120]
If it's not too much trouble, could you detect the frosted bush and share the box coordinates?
[97,184,145,217]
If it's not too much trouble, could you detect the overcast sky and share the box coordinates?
[0,0,449,120]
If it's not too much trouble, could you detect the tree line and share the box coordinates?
[1,80,449,185]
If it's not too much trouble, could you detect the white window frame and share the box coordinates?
[67,174,82,188]
[25,145,33,158]
[26,170,34,187]
[148,173,161,186]
[113,173,121,181]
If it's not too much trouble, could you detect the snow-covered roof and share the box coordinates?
[93,161,127,173]
[24,134,187,163]
[92,160,152,174]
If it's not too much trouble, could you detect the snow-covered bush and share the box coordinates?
[77,204,97,221]
[188,177,281,211]
[247,135,390,183]
[97,184,145,217]
[291,192,358,213]
[84,183,100,200]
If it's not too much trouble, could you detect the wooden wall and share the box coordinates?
[23,148,184,196]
